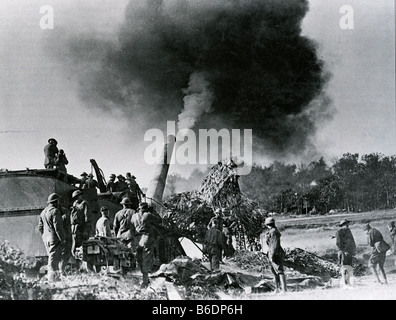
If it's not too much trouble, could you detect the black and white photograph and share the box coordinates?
[0,0,395,305]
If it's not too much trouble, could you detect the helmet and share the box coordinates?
[265,217,275,225]
[139,202,149,210]
[80,172,88,177]
[120,197,132,205]
[47,193,60,204]
[72,190,83,199]
[126,172,131,177]
[339,219,350,227]
[48,138,57,144]
[110,174,116,178]
[100,206,109,212]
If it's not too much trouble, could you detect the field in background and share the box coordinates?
[272,209,396,258]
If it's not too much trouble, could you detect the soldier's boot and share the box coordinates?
[340,266,348,287]
[344,265,353,286]
[279,274,287,294]
[142,272,149,288]
[273,275,280,294]
[370,266,382,284]
[379,267,388,285]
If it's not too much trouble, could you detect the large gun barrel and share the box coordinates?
[146,134,176,211]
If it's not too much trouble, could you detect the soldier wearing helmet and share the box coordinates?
[106,174,116,193]
[204,218,224,272]
[38,193,65,282]
[43,138,59,169]
[131,201,162,288]
[336,219,356,288]
[70,189,91,257]
[263,216,287,294]
[113,198,135,248]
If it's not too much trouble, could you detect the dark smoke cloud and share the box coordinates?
[50,0,333,157]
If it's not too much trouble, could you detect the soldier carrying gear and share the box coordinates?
[38,193,65,282]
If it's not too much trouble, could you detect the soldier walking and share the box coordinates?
[364,223,389,284]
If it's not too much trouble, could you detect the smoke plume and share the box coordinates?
[48,0,333,158]
[178,72,214,130]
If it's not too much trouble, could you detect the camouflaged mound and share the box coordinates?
[163,161,267,243]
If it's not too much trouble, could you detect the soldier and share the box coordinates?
[79,172,88,189]
[388,221,396,247]
[222,208,236,259]
[70,189,91,255]
[263,217,287,294]
[85,173,99,190]
[204,218,224,272]
[113,198,135,247]
[207,208,225,261]
[38,193,65,282]
[43,138,59,169]
[114,174,128,192]
[364,223,389,284]
[131,202,161,288]
[59,206,72,275]
[96,206,112,237]
[126,175,145,210]
[335,219,356,288]
[55,149,69,174]
[106,174,116,192]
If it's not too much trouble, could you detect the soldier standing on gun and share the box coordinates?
[44,138,59,169]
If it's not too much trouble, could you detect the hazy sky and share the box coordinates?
[0,0,394,188]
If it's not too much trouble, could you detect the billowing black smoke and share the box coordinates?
[54,0,332,157]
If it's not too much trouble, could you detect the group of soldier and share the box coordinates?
[38,187,161,288]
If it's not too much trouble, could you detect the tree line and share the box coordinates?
[239,153,396,215]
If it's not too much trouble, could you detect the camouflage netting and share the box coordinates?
[163,161,267,243]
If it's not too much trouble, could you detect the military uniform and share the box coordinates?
[96,207,112,237]
[44,138,59,169]
[263,217,287,293]
[204,222,224,272]
[38,194,65,282]
[131,203,161,287]
[113,208,135,245]
[59,207,72,274]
